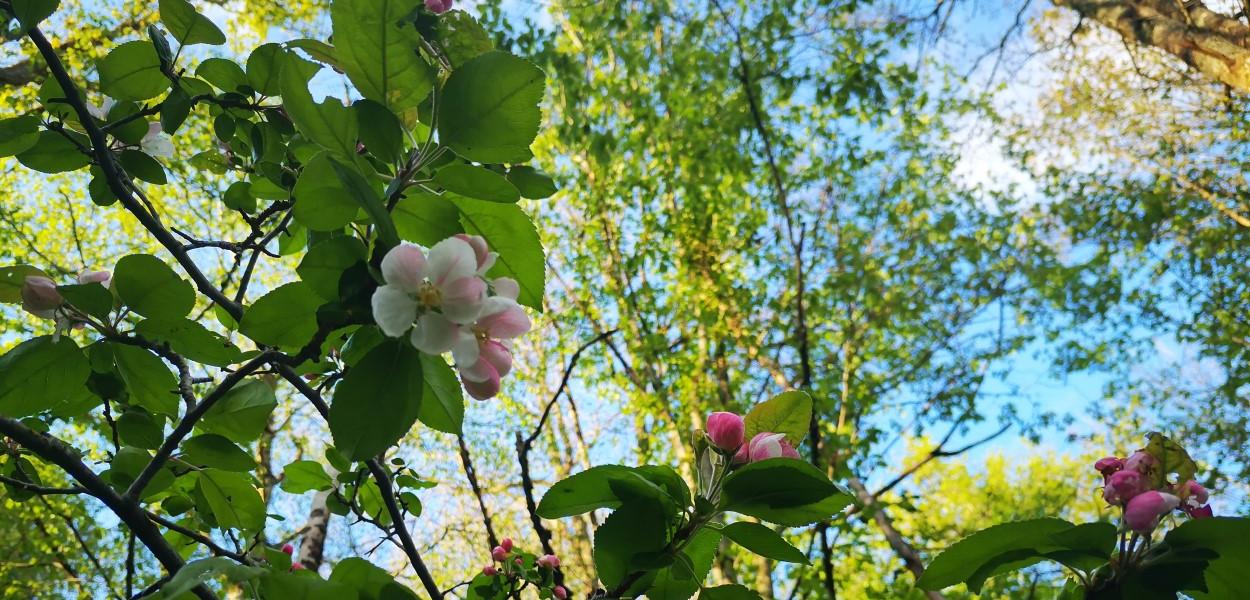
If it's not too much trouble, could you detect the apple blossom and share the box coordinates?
[1188,504,1214,519]
[491,546,507,562]
[425,0,453,14]
[1094,456,1123,480]
[1102,469,1147,505]
[537,554,560,569]
[141,123,175,159]
[456,234,497,276]
[706,412,745,453]
[20,276,62,319]
[1123,491,1180,532]
[734,432,801,464]
[483,565,498,576]
[372,239,488,337]
[500,538,514,552]
[78,270,111,287]
[553,586,568,600]
[412,296,531,400]
[281,543,294,555]
[1123,450,1157,476]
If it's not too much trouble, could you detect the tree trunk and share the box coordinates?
[846,477,945,600]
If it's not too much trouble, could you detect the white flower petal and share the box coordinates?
[411,313,463,355]
[371,285,418,337]
[381,243,428,293]
[492,277,519,301]
[425,237,478,288]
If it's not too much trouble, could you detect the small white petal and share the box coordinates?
[492,277,519,301]
[381,243,428,293]
[371,285,418,337]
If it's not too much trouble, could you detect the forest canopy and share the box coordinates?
[0,0,1247,598]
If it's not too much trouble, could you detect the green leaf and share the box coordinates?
[329,338,423,461]
[113,254,196,320]
[160,86,192,134]
[11,0,60,29]
[286,38,343,71]
[111,343,180,417]
[330,557,419,600]
[743,390,811,447]
[1163,516,1250,599]
[917,518,1075,592]
[0,265,47,303]
[0,116,41,157]
[98,40,169,101]
[416,352,464,434]
[647,528,721,600]
[330,0,433,110]
[260,571,358,600]
[354,99,404,164]
[197,469,265,531]
[328,156,400,247]
[1143,432,1198,488]
[16,130,91,173]
[109,446,174,498]
[537,465,638,518]
[393,192,463,245]
[635,465,691,509]
[280,52,358,155]
[135,317,245,367]
[298,236,368,301]
[0,336,91,418]
[594,502,670,589]
[198,379,277,444]
[57,282,113,320]
[433,10,494,68]
[223,181,257,213]
[700,585,762,600]
[182,434,255,472]
[435,165,520,203]
[196,58,246,93]
[117,408,164,449]
[246,42,284,96]
[451,197,544,310]
[239,282,322,348]
[118,149,168,184]
[718,458,850,526]
[280,460,334,494]
[720,521,808,564]
[507,166,557,199]
[158,0,225,46]
[293,152,362,231]
[437,51,544,163]
[155,557,264,599]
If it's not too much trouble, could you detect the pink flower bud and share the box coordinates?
[1094,457,1123,479]
[77,270,111,287]
[537,554,560,569]
[553,586,568,600]
[462,368,502,400]
[1124,491,1180,532]
[1103,469,1147,505]
[425,0,453,14]
[281,543,294,555]
[500,538,514,552]
[491,546,507,562]
[21,276,62,318]
[290,562,305,571]
[483,565,499,576]
[706,412,745,453]
[1124,451,1158,475]
[743,432,801,463]
[514,558,523,566]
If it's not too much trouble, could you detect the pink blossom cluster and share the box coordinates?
[371,235,531,400]
[705,412,802,463]
[1096,451,1213,533]
[481,538,567,599]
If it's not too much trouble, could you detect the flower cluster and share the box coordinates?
[371,235,530,400]
[705,411,801,463]
[1096,450,1213,533]
[477,538,566,600]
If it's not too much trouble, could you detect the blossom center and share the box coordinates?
[417,281,442,307]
